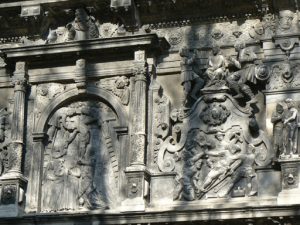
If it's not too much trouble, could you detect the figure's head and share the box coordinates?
[179,46,189,57]
[254,23,264,35]
[212,45,220,55]
[279,10,294,30]
[234,42,246,52]
[64,115,76,131]
[215,132,225,141]
[230,145,241,154]
[276,103,284,114]
[75,8,89,22]
[285,98,294,109]
[37,86,48,96]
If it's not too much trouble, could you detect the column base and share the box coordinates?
[0,173,27,217]
[277,158,300,205]
[120,165,150,212]
[150,172,176,206]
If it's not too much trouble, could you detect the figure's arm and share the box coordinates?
[187,54,196,65]
[271,113,282,123]
[228,56,241,69]
[64,130,78,148]
[206,150,223,157]
[285,109,298,124]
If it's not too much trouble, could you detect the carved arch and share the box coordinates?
[34,85,128,211]
[35,86,129,134]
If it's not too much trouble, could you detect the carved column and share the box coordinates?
[131,50,147,166]
[9,62,28,175]
[121,50,150,212]
[0,62,28,217]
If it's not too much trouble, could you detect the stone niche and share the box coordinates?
[41,100,119,212]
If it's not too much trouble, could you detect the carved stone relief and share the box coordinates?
[34,83,65,121]
[42,101,119,212]
[46,8,100,44]
[96,76,130,106]
[267,63,300,90]
[1,185,17,205]
[272,98,300,159]
[276,10,298,35]
[156,93,270,201]
[179,43,269,109]
[152,86,171,164]
[0,108,11,176]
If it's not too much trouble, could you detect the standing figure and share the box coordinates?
[179,46,204,105]
[271,103,285,157]
[283,98,299,156]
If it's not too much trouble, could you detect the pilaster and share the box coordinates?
[121,50,150,212]
[0,61,28,217]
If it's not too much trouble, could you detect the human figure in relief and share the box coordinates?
[271,103,285,158]
[205,44,227,84]
[283,98,299,156]
[179,46,204,105]
[226,42,258,104]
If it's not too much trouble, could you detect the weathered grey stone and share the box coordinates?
[0,1,300,224]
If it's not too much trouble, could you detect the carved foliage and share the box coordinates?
[96,76,130,106]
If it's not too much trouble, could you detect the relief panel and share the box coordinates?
[41,101,119,212]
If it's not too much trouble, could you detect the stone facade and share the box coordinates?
[0,0,300,224]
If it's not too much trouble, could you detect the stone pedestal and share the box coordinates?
[150,172,176,206]
[277,158,300,205]
[0,174,27,217]
[121,165,150,212]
